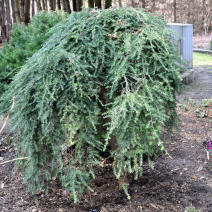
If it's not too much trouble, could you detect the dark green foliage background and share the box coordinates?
[0,11,66,95]
[1,8,184,202]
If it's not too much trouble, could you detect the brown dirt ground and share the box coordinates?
[0,36,212,212]
[0,104,212,212]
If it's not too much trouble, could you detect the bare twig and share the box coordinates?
[0,157,28,166]
[0,97,15,135]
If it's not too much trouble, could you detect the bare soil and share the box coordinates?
[0,105,212,212]
[0,36,212,212]
[1,66,212,211]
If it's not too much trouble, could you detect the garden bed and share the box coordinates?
[0,104,212,212]
[0,11,211,212]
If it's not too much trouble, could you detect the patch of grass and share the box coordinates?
[193,52,212,66]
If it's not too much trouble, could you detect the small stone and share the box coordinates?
[1,182,4,189]
[62,190,69,197]
[0,157,4,161]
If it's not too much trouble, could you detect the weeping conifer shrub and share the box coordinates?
[1,8,184,202]
[0,11,66,96]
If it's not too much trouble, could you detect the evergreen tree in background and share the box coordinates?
[0,11,66,96]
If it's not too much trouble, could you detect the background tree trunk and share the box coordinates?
[31,0,35,17]
[140,0,145,8]
[88,0,94,8]
[77,0,83,11]
[72,0,77,11]
[152,0,156,12]
[105,0,112,8]
[73,0,82,11]
[41,0,46,10]
[95,0,101,8]
[49,0,56,10]
[5,0,12,38]
[173,0,177,22]
[15,0,21,22]
[24,0,31,24]
[210,0,212,32]
[11,0,17,23]
[36,0,42,10]
[118,0,122,7]
[43,0,47,10]
[56,0,61,10]
[20,0,25,22]
[131,0,135,7]
[0,0,7,41]
[63,0,71,13]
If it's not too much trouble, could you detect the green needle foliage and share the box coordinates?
[1,8,184,202]
[0,11,66,95]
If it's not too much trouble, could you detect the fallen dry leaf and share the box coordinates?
[138,206,143,212]
[150,203,158,209]
[100,206,108,212]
